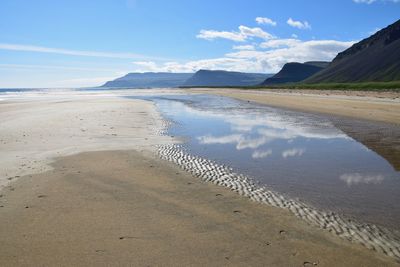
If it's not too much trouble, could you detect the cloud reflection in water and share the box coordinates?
[282,148,305,158]
[192,101,347,158]
[340,173,384,186]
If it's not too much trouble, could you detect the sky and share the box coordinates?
[0,0,399,88]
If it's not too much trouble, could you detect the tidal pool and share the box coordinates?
[132,94,400,231]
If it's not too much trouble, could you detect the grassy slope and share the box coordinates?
[181,81,400,91]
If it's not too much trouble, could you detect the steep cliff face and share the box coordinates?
[306,19,400,83]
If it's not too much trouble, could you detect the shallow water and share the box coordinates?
[132,94,400,231]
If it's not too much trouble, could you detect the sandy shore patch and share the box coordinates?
[188,88,400,124]
[0,96,173,188]
[0,150,397,266]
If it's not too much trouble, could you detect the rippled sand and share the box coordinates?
[0,90,398,266]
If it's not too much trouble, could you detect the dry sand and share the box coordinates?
[0,92,398,266]
[0,95,173,188]
[188,88,400,125]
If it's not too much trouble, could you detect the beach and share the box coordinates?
[0,91,398,266]
[188,88,400,125]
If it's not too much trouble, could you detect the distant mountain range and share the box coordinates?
[262,62,329,85]
[306,19,400,83]
[102,70,272,88]
[102,72,193,88]
[102,19,400,88]
[182,70,272,87]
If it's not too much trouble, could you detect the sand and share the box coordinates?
[0,91,398,266]
[0,94,173,188]
[0,150,397,266]
[188,88,400,124]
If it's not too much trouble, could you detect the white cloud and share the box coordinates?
[0,43,166,60]
[131,38,353,74]
[174,101,347,161]
[287,18,311,30]
[232,45,255,50]
[197,25,274,42]
[132,23,354,74]
[196,29,247,42]
[132,57,249,73]
[236,136,269,150]
[239,25,274,40]
[197,134,242,145]
[197,134,270,150]
[252,150,272,159]
[260,38,301,48]
[131,61,160,71]
[282,148,305,158]
[255,17,277,26]
[340,173,384,186]
[226,39,354,72]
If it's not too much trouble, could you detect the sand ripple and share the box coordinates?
[158,144,400,261]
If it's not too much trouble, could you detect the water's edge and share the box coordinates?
[157,143,400,260]
[153,107,400,262]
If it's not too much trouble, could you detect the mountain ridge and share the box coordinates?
[262,61,329,85]
[183,70,272,87]
[102,72,193,88]
[306,19,400,83]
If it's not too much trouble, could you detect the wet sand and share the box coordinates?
[0,150,397,266]
[188,88,400,124]
[0,94,398,266]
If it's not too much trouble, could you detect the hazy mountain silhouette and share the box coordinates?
[182,70,272,87]
[102,72,193,88]
[262,62,329,85]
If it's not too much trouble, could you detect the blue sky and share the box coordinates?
[0,0,399,88]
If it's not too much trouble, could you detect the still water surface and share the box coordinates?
[133,94,400,231]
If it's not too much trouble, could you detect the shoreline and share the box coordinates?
[0,91,398,265]
[158,144,400,260]
[187,88,400,125]
[1,149,397,266]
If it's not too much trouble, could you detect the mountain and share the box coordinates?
[262,61,329,85]
[102,72,193,88]
[182,70,272,87]
[306,19,400,83]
